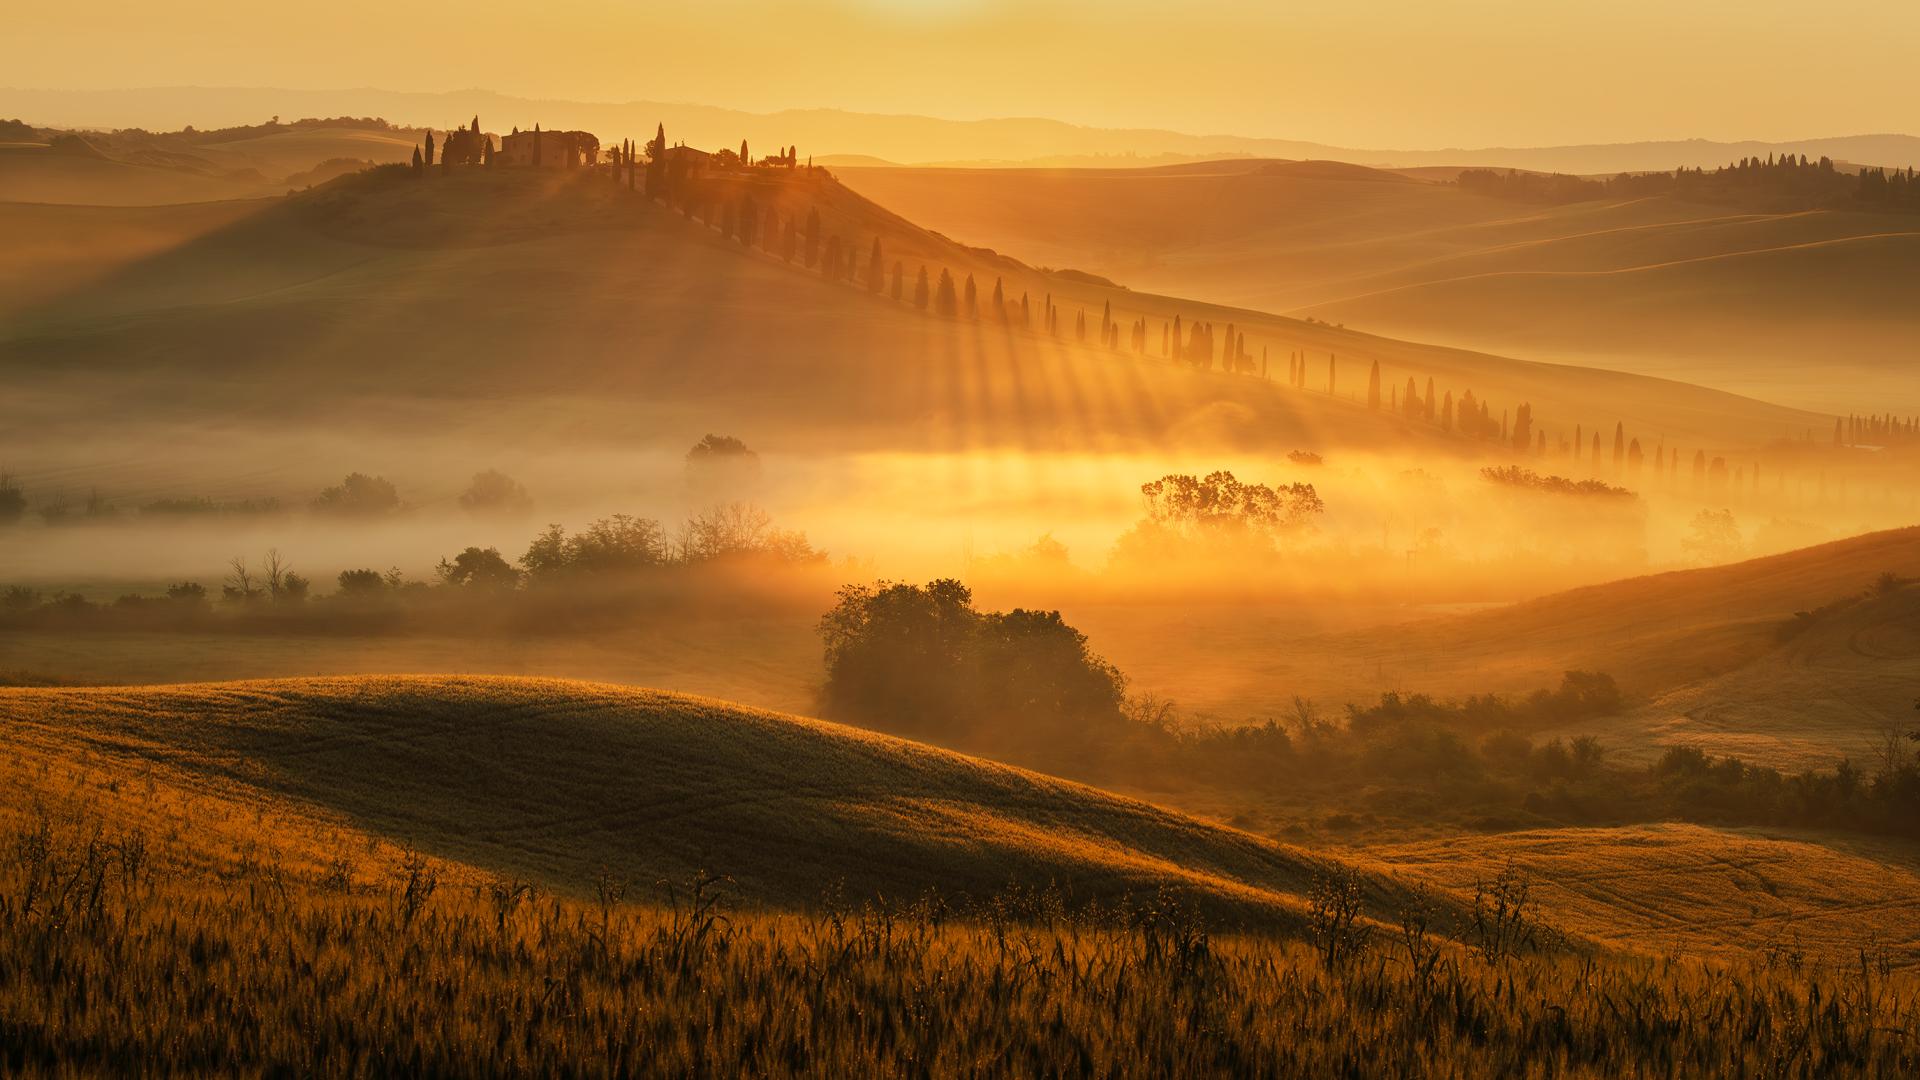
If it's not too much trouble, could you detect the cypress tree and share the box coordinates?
[411,146,422,174]
[1075,310,1086,342]
[868,239,884,293]
[935,269,957,316]
[1366,360,1381,410]
[1021,292,1030,327]
[423,131,435,168]
[964,275,978,319]
[1441,391,1454,431]
[782,217,797,263]
[991,277,1005,320]
[914,267,930,310]
[1612,422,1625,471]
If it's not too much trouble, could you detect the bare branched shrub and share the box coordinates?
[1397,890,1444,985]
[1307,868,1369,970]
[1471,861,1539,965]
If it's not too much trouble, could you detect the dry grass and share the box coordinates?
[4,800,1918,1078]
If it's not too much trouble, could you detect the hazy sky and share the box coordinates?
[12,0,1918,147]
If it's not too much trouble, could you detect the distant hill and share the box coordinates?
[838,159,1920,413]
[0,674,1420,922]
[6,85,1919,173]
[0,117,416,204]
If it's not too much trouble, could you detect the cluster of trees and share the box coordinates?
[0,501,824,631]
[1837,411,1920,447]
[817,579,1129,765]
[1459,154,1920,214]
[1112,471,1325,565]
[1480,466,1635,500]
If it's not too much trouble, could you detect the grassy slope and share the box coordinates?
[1372,823,1920,962]
[839,161,1920,413]
[1557,582,1920,768]
[0,165,1821,466]
[0,674,1412,924]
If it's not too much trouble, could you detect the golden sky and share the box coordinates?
[12,0,1918,147]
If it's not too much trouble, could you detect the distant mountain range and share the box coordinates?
[5,85,1919,174]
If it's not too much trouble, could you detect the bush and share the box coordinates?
[312,473,401,516]
[457,470,532,516]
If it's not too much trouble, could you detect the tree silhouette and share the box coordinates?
[1366,360,1381,410]
[963,274,978,319]
[423,131,435,168]
[644,123,666,196]
[1511,402,1533,452]
[781,216,797,263]
[410,146,422,174]
[935,269,958,317]
[868,238,884,293]
[990,277,1005,321]
[1612,422,1626,472]
[914,266,930,310]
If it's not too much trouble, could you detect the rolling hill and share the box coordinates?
[0,162,1831,505]
[1107,525,1920,769]
[0,673,1411,924]
[838,160,1920,414]
[5,673,1915,970]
